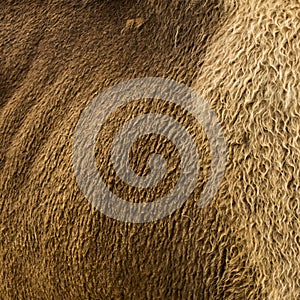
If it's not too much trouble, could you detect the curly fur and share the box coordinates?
[0,0,299,299]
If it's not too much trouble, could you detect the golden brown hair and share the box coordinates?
[1,1,299,298]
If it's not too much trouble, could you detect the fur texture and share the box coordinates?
[1,0,299,299]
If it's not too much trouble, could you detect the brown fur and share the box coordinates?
[1,0,299,299]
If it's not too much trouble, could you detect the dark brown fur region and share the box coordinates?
[1,0,299,299]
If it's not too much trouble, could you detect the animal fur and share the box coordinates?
[0,0,299,299]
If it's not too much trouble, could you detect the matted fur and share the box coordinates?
[0,0,299,299]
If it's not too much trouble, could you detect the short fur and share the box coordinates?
[1,0,299,299]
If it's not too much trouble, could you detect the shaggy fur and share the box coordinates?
[194,1,300,298]
[1,0,299,299]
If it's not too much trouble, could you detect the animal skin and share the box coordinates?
[1,0,299,299]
